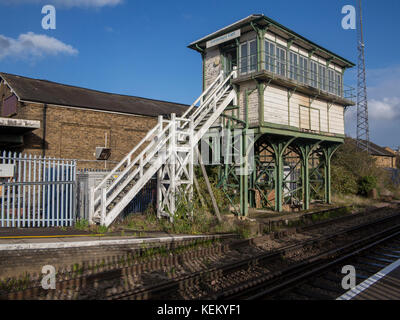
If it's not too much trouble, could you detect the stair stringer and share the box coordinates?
[103,155,165,226]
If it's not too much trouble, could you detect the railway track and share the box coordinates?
[113,210,400,300]
[211,223,400,300]
[2,205,400,300]
[0,235,250,300]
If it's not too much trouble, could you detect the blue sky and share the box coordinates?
[0,0,399,148]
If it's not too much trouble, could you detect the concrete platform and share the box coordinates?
[337,258,400,300]
[0,230,235,251]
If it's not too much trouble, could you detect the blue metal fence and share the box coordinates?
[122,178,157,216]
[0,151,76,227]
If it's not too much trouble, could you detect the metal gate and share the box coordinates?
[0,151,76,227]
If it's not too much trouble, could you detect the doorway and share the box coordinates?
[221,43,238,76]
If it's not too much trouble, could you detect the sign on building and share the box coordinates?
[206,29,241,48]
[0,164,14,178]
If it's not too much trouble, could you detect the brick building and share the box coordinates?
[353,139,397,169]
[0,73,187,169]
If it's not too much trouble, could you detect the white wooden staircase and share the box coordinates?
[89,68,237,226]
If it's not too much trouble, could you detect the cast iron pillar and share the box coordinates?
[272,138,295,212]
[323,143,342,204]
[299,141,321,210]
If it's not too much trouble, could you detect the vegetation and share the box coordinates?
[75,219,89,231]
[358,175,377,196]
[331,138,398,199]
[118,166,258,238]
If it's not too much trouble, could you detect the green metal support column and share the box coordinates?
[249,146,256,208]
[272,138,296,212]
[240,131,249,216]
[303,151,310,210]
[323,143,342,204]
[299,142,322,210]
[275,148,284,212]
[324,156,331,204]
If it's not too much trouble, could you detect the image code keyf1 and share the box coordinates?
[0,0,399,310]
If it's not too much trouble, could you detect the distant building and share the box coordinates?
[353,139,397,169]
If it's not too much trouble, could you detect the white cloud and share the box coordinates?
[369,98,400,120]
[345,65,400,145]
[0,0,123,8]
[0,32,78,60]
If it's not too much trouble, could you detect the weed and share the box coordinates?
[75,219,89,231]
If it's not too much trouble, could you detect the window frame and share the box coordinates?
[309,60,318,88]
[260,34,344,98]
[289,51,299,81]
[239,39,257,75]
[276,45,287,77]
[265,39,276,73]
[318,63,327,91]
[299,55,308,85]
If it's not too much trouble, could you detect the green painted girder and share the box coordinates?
[259,123,345,143]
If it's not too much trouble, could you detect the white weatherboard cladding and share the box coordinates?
[239,81,259,126]
[265,31,275,41]
[329,104,345,134]
[333,64,343,73]
[262,85,344,134]
[264,84,289,126]
[289,91,309,128]
[299,48,308,58]
[310,108,320,131]
[204,47,221,89]
[310,98,329,132]
[299,106,310,130]
[290,44,299,53]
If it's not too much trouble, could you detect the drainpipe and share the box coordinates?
[42,103,47,157]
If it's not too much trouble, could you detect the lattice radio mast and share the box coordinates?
[356,0,369,151]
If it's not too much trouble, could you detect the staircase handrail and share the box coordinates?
[93,120,174,209]
[92,122,163,195]
[190,69,237,123]
[181,71,225,119]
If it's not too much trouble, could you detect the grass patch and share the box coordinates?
[332,194,376,208]
[75,219,89,231]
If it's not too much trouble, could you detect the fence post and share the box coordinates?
[101,187,106,226]
[89,186,95,225]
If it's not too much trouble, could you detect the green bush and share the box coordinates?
[358,175,377,196]
[331,165,358,195]
[331,138,397,197]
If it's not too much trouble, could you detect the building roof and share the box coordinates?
[0,72,188,117]
[350,138,396,157]
[188,14,355,69]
